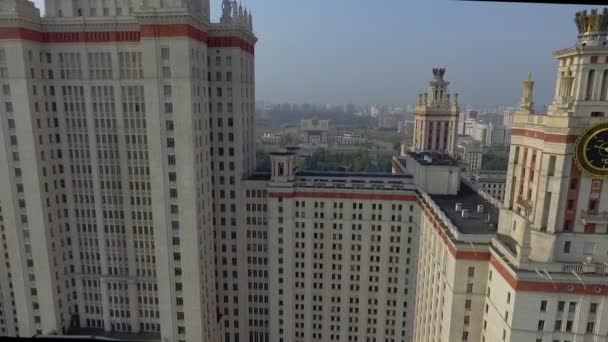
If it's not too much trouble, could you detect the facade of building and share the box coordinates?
[413,9,608,342]
[468,121,511,147]
[335,133,368,145]
[467,171,507,203]
[502,109,516,130]
[1,3,607,342]
[261,132,284,145]
[463,145,484,173]
[412,68,459,156]
[266,153,420,342]
[0,1,255,341]
[458,110,478,135]
[300,119,329,144]
[378,113,403,130]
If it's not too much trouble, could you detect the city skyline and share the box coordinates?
[30,0,596,108]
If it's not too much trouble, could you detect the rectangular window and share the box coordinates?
[161,47,170,60]
[558,301,565,312]
[567,200,575,210]
[564,241,571,253]
[540,300,548,312]
[589,199,598,211]
[590,303,598,313]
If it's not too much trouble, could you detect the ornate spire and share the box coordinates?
[574,9,608,46]
[432,68,446,81]
[575,8,608,35]
[553,66,575,110]
[220,0,233,23]
[232,1,238,20]
[519,72,535,114]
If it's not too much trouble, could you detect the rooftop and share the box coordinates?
[431,183,499,235]
[47,328,161,341]
[269,152,295,156]
[247,172,272,181]
[296,171,412,179]
[407,151,460,166]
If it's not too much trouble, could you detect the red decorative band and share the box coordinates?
[208,36,254,54]
[511,128,577,143]
[140,24,206,42]
[491,256,608,296]
[0,25,254,54]
[268,191,417,202]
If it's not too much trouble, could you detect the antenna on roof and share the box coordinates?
[571,270,587,290]
[542,269,557,289]
[467,241,478,256]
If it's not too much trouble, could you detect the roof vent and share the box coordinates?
[461,209,470,219]
[455,203,463,211]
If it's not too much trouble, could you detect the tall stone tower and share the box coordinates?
[483,8,608,342]
[412,68,459,156]
[499,8,608,262]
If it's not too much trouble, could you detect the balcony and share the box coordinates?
[581,211,608,224]
[562,263,607,275]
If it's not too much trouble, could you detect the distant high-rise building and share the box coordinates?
[412,68,459,155]
[502,109,516,129]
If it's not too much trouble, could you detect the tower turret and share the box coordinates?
[574,8,608,47]
[220,0,233,23]
[518,72,535,115]
[412,68,459,156]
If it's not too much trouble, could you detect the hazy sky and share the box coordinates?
[32,0,599,107]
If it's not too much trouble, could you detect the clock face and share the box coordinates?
[575,121,608,179]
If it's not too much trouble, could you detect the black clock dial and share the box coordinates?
[575,121,608,179]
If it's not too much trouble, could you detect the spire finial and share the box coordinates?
[519,72,535,114]
[220,0,233,23]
